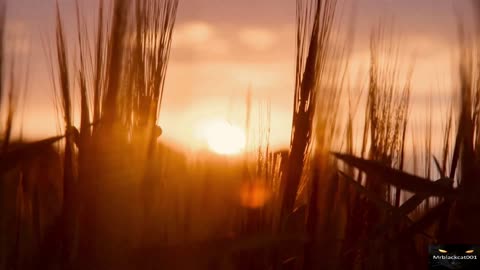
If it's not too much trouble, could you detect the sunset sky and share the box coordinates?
[3,0,476,152]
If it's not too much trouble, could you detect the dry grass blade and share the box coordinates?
[102,0,130,125]
[449,122,462,180]
[2,64,16,152]
[0,0,5,111]
[338,171,392,212]
[433,156,445,178]
[54,4,77,268]
[0,135,64,172]
[455,21,480,192]
[350,202,451,260]
[339,170,441,236]
[75,0,91,140]
[397,178,451,215]
[333,152,455,195]
[394,200,452,242]
[93,0,104,123]
[0,0,9,152]
[353,203,445,261]
[55,5,72,128]
[368,178,453,240]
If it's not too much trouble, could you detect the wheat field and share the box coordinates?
[1,0,480,269]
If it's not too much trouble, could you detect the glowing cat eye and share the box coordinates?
[438,249,448,253]
[466,250,475,254]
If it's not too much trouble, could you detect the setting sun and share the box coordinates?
[201,120,246,155]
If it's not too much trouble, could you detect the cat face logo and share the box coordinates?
[429,245,480,269]
[438,249,475,254]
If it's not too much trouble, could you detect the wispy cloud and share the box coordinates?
[237,28,276,51]
[5,20,30,56]
[172,21,229,56]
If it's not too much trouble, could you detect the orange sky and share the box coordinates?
[2,0,477,153]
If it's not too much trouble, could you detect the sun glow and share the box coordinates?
[201,119,246,155]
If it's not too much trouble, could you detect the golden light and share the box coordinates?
[438,249,448,254]
[240,181,271,209]
[201,119,246,155]
[466,250,475,254]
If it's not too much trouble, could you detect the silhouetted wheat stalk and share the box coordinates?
[276,0,344,269]
[280,0,338,224]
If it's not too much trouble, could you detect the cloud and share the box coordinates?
[174,21,213,45]
[172,21,229,56]
[237,28,276,51]
[5,20,30,56]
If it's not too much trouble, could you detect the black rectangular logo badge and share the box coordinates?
[429,245,480,269]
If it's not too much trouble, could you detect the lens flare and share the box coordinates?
[240,181,271,208]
